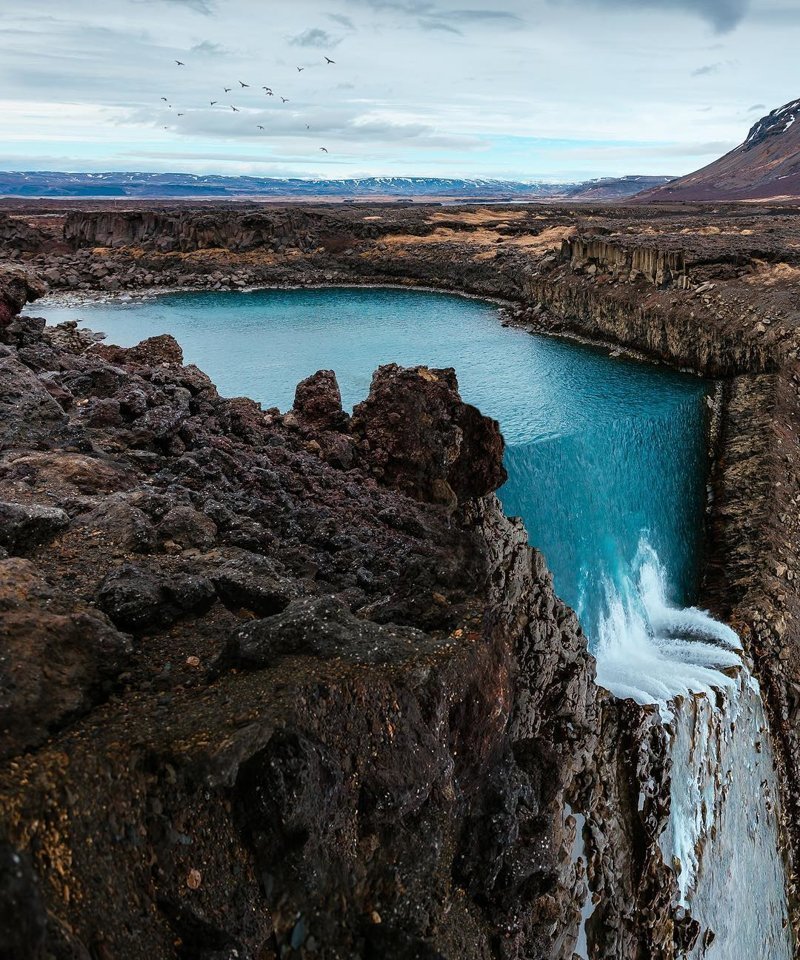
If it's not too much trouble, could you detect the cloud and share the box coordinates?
[563,0,750,32]
[346,0,522,33]
[190,41,227,56]
[748,103,767,111]
[691,62,721,76]
[289,28,340,48]
[327,13,355,29]
[144,0,215,13]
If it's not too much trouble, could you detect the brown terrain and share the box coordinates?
[2,199,800,958]
[638,97,800,203]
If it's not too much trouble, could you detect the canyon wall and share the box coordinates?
[3,203,800,953]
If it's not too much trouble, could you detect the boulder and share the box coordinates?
[0,501,70,554]
[0,558,132,758]
[351,364,506,505]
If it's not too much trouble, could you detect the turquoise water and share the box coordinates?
[37,287,711,659]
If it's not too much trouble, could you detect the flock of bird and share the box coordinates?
[161,55,337,153]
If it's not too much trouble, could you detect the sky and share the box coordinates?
[0,0,798,182]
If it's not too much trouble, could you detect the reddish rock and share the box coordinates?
[292,369,349,432]
[93,333,183,367]
[352,363,506,505]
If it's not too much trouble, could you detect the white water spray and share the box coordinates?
[594,541,742,710]
[591,539,792,958]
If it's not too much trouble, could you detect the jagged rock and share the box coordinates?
[157,505,218,549]
[0,269,46,333]
[352,363,506,505]
[209,553,295,616]
[222,594,427,669]
[0,355,67,447]
[0,500,70,554]
[292,369,349,432]
[94,333,183,367]
[96,564,215,630]
[80,498,157,554]
[0,558,132,757]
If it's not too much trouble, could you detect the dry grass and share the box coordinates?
[380,223,574,254]
[428,209,529,225]
[743,261,800,286]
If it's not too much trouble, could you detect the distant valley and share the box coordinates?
[0,171,674,202]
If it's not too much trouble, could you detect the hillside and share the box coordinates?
[637,98,800,202]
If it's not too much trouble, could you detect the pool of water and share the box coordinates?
[37,286,723,699]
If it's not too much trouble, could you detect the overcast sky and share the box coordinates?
[0,0,798,181]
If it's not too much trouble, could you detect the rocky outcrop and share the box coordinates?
[0,275,711,958]
[0,267,45,328]
[560,236,689,288]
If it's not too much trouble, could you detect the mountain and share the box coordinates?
[0,171,673,202]
[636,98,800,203]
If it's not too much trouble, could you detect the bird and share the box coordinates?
[177,112,184,116]
[239,81,249,88]
[281,97,289,103]
[320,147,328,153]
[224,87,232,93]
[257,125,265,130]
[210,100,218,106]
[160,97,168,102]
[297,66,304,72]
[306,124,310,129]
[325,57,335,64]
[262,86,272,93]
[264,89,274,96]
[175,60,185,66]
[231,105,240,112]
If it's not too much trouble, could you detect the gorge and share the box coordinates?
[2,202,800,959]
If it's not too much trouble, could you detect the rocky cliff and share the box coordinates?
[3,202,800,955]
[0,274,705,959]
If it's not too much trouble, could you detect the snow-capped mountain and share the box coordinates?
[636,98,800,203]
[0,171,673,201]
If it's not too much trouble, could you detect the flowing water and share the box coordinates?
[35,286,792,957]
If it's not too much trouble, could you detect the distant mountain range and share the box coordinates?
[637,98,800,203]
[0,171,674,202]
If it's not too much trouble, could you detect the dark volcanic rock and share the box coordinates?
[222,594,427,668]
[209,553,295,616]
[0,269,46,332]
[0,500,70,553]
[292,369,349,432]
[352,363,507,505]
[0,558,132,758]
[93,333,184,367]
[96,563,215,630]
[0,355,67,447]
[0,844,47,960]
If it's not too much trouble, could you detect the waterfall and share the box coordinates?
[590,540,792,958]
[594,541,741,710]
[661,682,792,959]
